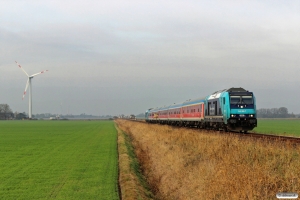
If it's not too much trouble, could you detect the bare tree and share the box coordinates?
[0,104,13,120]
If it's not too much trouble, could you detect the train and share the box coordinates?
[145,87,257,133]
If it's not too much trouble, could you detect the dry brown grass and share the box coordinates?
[116,119,300,200]
[116,124,154,200]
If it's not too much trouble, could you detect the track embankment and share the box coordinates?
[131,119,300,143]
[116,119,300,200]
[115,124,154,200]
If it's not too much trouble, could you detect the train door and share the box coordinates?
[214,101,217,115]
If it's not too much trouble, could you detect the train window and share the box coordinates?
[242,96,253,104]
[230,96,240,104]
[223,97,225,104]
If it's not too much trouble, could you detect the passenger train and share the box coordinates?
[145,87,257,132]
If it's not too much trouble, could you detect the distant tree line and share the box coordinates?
[0,104,14,120]
[135,113,145,119]
[257,107,297,118]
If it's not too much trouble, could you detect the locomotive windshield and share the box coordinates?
[230,96,240,104]
[230,95,253,104]
[241,96,253,104]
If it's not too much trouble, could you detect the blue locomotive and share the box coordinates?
[145,87,257,132]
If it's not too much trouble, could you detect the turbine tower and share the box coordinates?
[15,61,48,119]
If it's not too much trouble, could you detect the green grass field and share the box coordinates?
[254,119,300,136]
[0,120,119,200]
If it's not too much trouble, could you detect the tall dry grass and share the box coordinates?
[116,119,300,200]
[116,124,154,200]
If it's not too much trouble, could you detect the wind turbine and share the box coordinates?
[15,61,48,119]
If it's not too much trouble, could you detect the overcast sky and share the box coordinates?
[1,0,300,116]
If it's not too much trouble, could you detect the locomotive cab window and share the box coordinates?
[230,96,240,104]
[241,96,253,104]
[230,95,253,104]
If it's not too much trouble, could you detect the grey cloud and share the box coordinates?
[1,1,300,115]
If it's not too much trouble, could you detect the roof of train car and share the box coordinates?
[168,102,183,109]
[149,105,170,112]
[148,88,250,112]
[182,97,206,106]
[148,107,160,112]
[159,106,170,111]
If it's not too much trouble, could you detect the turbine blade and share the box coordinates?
[22,79,29,100]
[15,61,29,77]
[31,70,49,77]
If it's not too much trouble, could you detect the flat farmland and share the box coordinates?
[0,120,119,200]
[254,119,300,137]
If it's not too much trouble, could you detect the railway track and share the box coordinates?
[240,132,300,144]
[123,119,300,144]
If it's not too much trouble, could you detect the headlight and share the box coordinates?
[250,114,253,117]
[231,114,236,117]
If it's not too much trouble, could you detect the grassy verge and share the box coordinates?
[116,119,300,200]
[0,120,119,200]
[115,123,154,200]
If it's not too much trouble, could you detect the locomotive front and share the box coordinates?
[225,88,257,132]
